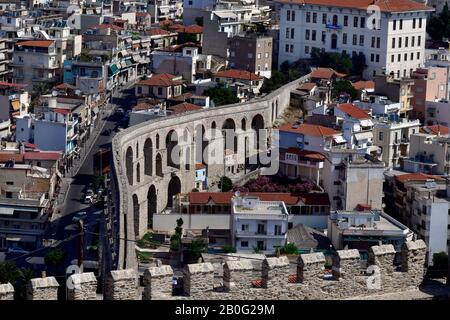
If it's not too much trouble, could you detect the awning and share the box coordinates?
[125,59,132,66]
[354,131,373,141]
[0,207,14,215]
[132,54,141,63]
[215,11,238,19]
[11,100,20,111]
[6,235,36,242]
[333,136,347,144]
[110,64,119,74]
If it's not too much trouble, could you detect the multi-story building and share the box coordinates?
[384,172,449,265]
[231,194,289,254]
[0,39,10,81]
[425,47,450,100]
[372,117,421,168]
[213,69,263,100]
[279,147,325,186]
[374,74,415,118]
[277,0,433,79]
[12,39,60,87]
[0,161,57,251]
[0,82,29,139]
[322,150,385,211]
[135,73,183,99]
[403,133,450,175]
[424,99,450,127]
[411,67,449,120]
[229,33,273,78]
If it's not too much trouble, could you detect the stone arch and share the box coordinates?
[251,114,265,163]
[241,117,247,131]
[211,121,217,139]
[125,146,133,185]
[167,175,181,208]
[143,138,153,176]
[136,142,139,158]
[195,124,208,164]
[166,129,179,169]
[185,146,191,170]
[147,185,157,228]
[133,194,140,239]
[136,162,141,183]
[222,118,237,153]
[156,133,160,149]
[155,153,163,177]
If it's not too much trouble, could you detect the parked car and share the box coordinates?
[84,189,94,204]
[72,211,87,223]
[7,247,30,255]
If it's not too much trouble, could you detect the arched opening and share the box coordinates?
[222,118,237,153]
[241,118,247,131]
[166,129,179,169]
[144,138,153,176]
[125,146,133,185]
[195,124,208,164]
[331,34,338,49]
[147,185,157,228]
[251,114,265,164]
[155,153,163,177]
[185,146,191,170]
[332,14,338,26]
[211,121,217,138]
[136,162,141,183]
[132,194,140,238]
[156,134,160,149]
[136,142,139,158]
[167,176,181,208]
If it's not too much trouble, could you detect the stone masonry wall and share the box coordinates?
[67,272,98,300]
[2,240,429,300]
[0,283,14,300]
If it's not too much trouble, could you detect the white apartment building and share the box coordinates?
[277,0,433,79]
[231,194,289,254]
[373,117,421,168]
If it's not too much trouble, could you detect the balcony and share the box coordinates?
[235,231,286,238]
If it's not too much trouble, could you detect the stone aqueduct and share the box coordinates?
[112,75,310,269]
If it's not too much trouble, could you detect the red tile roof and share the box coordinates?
[310,68,346,80]
[16,40,54,48]
[285,147,326,161]
[336,103,370,119]
[424,125,450,136]
[24,142,37,149]
[88,24,124,31]
[53,108,71,115]
[395,173,444,183]
[195,163,206,170]
[278,122,341,137]
[215,69,262,81]
[145,28,170,36]
[169,24,203,33]
[352,80,375,91]
[0,153,24,163]
[54,83,76,90]
[23,151,62,161]
[168,102,202,114]
[186,192,330,206]
[0,82,28,89]
[274,0,433,13]
[298,82,316,91]
[137,74,183,87]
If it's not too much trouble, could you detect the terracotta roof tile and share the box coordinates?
[336,103,370,119]
[395,173,444,183]
[298,82,317,91]
[168,102,202,114]
[0,153,24,163]
[310,68,346,80]
[278,122,341,137]
[137,74,183,87]
[23,151,62,161]
[16,40,54,48]
[274,0,433,13]
[145,28,170,36]
[285,147,326,161]
[352,80,375,91]
[215,69,262,81]
[423,125,450,136]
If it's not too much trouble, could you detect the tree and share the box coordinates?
[223,245,236,253]
[332,80,358,101]
[204,84,239,106]
[280,243,298,255]
[218,176,233,192]
[0,261,20,284]
[44,248,66,267]
[170,218,184,251]
[351,52,367,77]
[432,252,448,271]
[187,238,207,261]
[310,48,352,74]
[427,3,450,42]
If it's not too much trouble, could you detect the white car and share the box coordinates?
[84,189,94,204]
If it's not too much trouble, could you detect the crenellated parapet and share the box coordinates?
[0,240,428,301]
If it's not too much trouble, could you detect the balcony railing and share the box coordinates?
[325,23,343,30]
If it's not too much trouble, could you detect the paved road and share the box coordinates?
[7,85,137,270]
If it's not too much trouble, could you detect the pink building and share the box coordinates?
[411,67,448,120]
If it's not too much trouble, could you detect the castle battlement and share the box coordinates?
[0,240,428,300]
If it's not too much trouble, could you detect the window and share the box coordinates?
[285,27,290,39]
[360,17,365,28]
[393,19,396,30]
[344,15,348,26]
[312,30,316,41]
[392,38,395,49]
[412,36,415,47]
[413,18,416,28]
[391,55,395,63]
[371,53,374,62]
[376,37,381,48]
[247,53,253,58]
[188,0,192,4]
[398,54,401,62]
[411,52,414,60]
[418,36,421,46]
[398,37,402,48]
[241,224,249,231]
[353,16,358,27]
[285,44,289,52]
[306,12,311,23]
[417,52,420,60]
[6,181,13,185]
[353,34,357,46]
[292,10,296,21]
[359,35,364,46]
[286,10,290,21]
[376,54,379,63]
[312,12,317,23]
[322,31,326,42]
[291,28,295,39]
[157,87,163,96]
[290,44,294,53]
[305,29,310,40]
[404,53,408,61]
[322,13,327,24]
[373,70,376,77]
[371,37,375,48]
[305,46,310,54]
[400,19,403,29]
[419,18,423,28]
[342,33,347,44]
[405,37,409,47]
[274,225,282,236]
[241,241,249,248]
[257,53,261,59]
